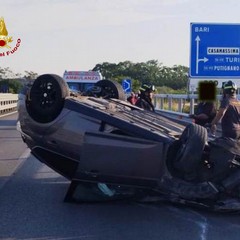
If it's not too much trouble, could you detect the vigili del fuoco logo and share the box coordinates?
[0,17,21,57]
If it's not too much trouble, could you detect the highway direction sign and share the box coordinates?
[190,23,240,79]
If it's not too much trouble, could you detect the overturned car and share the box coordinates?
[17,74,240,212]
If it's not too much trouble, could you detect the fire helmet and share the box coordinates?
[223,81,237,95]
[140,83,155,93]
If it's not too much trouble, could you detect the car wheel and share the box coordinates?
[26,74,69,123]
[173,124,208,179]
[94,79,125,100]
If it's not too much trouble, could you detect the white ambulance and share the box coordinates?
[63,70,103,93]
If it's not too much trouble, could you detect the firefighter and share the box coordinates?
[190,101,216,126]
[210,80,240,139]
[135,83,155,111]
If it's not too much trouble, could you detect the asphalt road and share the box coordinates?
[1,112,240,240]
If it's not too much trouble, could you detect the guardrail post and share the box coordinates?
[190,97,195,114]
[168,96,172,111]
[178,99,183,113]
[153,97,159,109]
[160,97,164,109]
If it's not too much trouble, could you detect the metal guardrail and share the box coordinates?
[1,92,235,119]
[153,94,197,115]
[153,94,238,116]
[0,93,18,115]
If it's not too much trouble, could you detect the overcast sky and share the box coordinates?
[1,0,240,76]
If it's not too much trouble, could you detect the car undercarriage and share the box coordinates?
[17,74,240,212]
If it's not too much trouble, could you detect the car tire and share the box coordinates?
[94,79,126,100]
[26,74,69,123]
[173,123,208,179]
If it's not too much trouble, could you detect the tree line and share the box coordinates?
[93,60,189,93]
[0,60,189,93]
[0,67,39,93]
